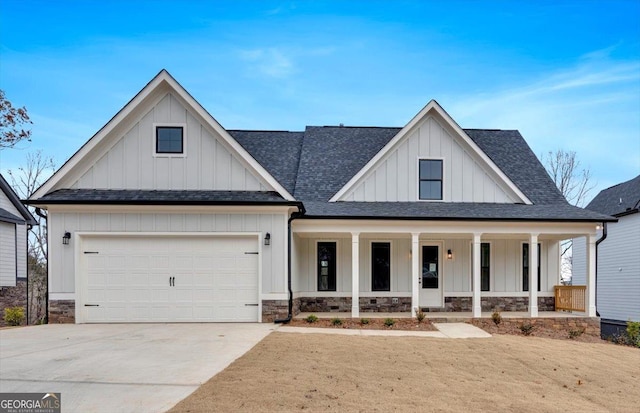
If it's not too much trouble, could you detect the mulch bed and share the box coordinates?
[288,316,437,331]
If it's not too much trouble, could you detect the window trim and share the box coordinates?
[153,123,187,157]
[370,240,393,292]
[417,157,445,201]
[315,240,339,292]
[522,241,542,292]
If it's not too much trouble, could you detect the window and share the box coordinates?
[422,245,439,289]
[371,242,391,291]
[156,126,184,154]
[523,243,541,292]
[419,159,443,200]
[481,243,490,291]
[317,242,337,291]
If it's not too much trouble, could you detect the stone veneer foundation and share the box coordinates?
[443,296,555,312]
[0,280,27,326]
[296,296,554,314]
[298,296,413,313]
[49,300,75,323]
[261,298,301,322]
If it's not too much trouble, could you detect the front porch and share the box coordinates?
[292,219,599,319]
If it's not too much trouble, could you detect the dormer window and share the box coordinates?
[154,124,185,155]
[419,159,443,200]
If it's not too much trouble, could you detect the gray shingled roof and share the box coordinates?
[294,126,400,201]
[586,174,640,217]
[0,173,36,225]
[301,201,614,221]
[0,207,25,224]
[36,122,612,223]
[34,189,296,205]
[464,129,567,205]
[230,130,303,195]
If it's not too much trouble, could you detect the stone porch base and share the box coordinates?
[49,300,75,323]
[444,296,555,312]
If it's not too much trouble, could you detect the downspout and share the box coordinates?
[35,207,48,324]
[274,205,305,324]
[594,222,607,317]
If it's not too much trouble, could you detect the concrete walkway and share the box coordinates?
[279,322,491,338]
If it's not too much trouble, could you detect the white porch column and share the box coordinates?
[586,234,597,317]
[472,233,482,318]
[529,233,539,318]
[411,233,420,318]
[351,232,360,318]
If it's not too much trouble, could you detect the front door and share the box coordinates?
[419,244,443,307]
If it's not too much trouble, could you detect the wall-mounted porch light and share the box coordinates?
[264,232,271,246]
[447,249,453,259]
[62,231,71,245]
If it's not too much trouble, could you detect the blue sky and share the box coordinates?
[1,0,639,203]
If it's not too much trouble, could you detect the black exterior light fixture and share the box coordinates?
[63,231,71,245]
[264,232,271,246]
[447,249,453,259]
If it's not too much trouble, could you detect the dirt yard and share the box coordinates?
[169,332,640,413]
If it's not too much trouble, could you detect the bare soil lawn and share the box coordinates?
[169,332,639,413]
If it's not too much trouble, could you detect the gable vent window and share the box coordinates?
[419,159,443,200]
[156,126,184,154]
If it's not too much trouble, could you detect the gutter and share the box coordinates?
[594,222,608,318]
[274,204,306,324]
[34,207,48,324]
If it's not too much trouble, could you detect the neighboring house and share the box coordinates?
[28,70,613,324]
[0,173,37,324]
[573,175,640,337]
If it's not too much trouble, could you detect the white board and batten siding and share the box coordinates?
[71,93,268,192]
[293,236,560,296]
[573,214,640,322]
[340,116,520,203]
[49,211,287,297]
[0,191,28,286]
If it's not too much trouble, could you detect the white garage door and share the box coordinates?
[80,236,259,323]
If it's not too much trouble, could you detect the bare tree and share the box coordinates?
[543,150,595,284]
[8,151,55,323]
[543,150,595,207]
[0,90,32,149]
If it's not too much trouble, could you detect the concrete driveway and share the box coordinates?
[0,323,276,413]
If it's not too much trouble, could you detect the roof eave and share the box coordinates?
[298,214,618,223]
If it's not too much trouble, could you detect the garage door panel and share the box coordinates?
[82,236,259,323]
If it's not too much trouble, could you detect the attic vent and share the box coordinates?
[339,123,344,127]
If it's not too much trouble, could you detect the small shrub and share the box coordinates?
[384,318,395,327]
[331,317,343,326]
[305,314,318,323]
[568,328,585,339]
[3,307,25,326]
[519,322,534,336]
[627,321,640,348]
[360,318,370,325]
[415,308,426,323]
[491,310,502,326]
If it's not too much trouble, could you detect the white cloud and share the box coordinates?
[238,48,295,78]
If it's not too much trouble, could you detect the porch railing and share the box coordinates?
[554,285,586,312]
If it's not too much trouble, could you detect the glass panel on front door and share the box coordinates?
[317,242,336,291]
[422,245,439,289]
